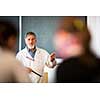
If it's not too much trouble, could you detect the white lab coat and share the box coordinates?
[16,47,55,82]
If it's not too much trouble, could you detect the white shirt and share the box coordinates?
[0,48,31,83]
[16,47,56,82]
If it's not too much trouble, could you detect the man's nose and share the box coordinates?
[29,40,33,44]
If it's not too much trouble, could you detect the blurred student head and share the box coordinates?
[55,17,100,83]
[54,17,91,59]
[0,21,17,52]
[0,20,32,83]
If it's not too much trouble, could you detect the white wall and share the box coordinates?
[87,16,100,57]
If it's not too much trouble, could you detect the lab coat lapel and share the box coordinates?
[24,47,33,59]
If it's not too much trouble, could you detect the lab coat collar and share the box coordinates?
[26,46,36,53]
[24,46,40,59]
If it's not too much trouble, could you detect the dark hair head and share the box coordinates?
[58,17,88,33]
[25,32,36,38]
[58,17,91,50]
[0,21,17,47]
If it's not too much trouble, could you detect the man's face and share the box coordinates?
[25,34,37,49]
[54,30,83,59]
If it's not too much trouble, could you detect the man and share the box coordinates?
[0,21,31,82]
[56,17,100,83]
[16,32,56,82]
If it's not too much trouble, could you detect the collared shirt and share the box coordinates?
[26,46,37,59]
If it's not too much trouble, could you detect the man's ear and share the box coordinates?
[25,38,27,43]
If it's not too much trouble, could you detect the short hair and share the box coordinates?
[0,20,17,47]
[25,32,36,38]
[58,17,91,49]
[58,17,88,33]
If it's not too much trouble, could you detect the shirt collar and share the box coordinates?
[26,46,37,53]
